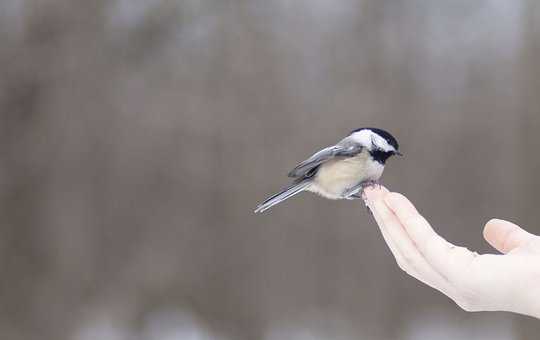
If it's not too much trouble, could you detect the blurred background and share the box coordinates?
[1,1,540,339]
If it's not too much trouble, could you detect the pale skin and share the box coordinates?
[364,186,540,319]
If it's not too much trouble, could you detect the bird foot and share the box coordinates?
[359,180,380,201]
[360,180,380,190]
[343,180,380,200]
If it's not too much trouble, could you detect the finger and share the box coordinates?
[384,193,477,281]
[364,187,410,269]
[365,187,457,295]
[364,187,417,273]
[483,219,538,254]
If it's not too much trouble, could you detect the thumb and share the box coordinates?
[483,219,537,254]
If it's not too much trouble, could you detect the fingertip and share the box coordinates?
[486,218,509,226]
[483,218,516,236]
[483,218,526,253]
[363,185,389,201]
[482,219,503,240]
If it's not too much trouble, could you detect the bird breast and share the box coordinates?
[309,151,384,199]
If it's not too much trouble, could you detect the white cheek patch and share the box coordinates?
[350,130,372,147]
[350,130,394,152]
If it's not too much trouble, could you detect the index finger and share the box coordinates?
[383,192,477,280]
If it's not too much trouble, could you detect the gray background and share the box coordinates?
[1,1,539,339]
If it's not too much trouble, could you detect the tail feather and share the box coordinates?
[254,180,311,213]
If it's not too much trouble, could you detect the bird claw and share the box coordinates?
[360,180,380,190]
[343,180,380,200]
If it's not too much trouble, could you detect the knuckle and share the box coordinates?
[395,256,420,278]
[455,299,483,312]
[395,259,415,277]
[395,258,407,272]
[453,287,483,312]
[401,251,414,264]
[455,299,475,312]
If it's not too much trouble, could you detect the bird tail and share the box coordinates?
[254,180,312,213]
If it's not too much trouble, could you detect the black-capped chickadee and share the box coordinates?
[254,128,401,213]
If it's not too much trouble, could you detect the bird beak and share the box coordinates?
[394,151,403,156]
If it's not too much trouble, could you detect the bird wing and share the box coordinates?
[287,142,363,178]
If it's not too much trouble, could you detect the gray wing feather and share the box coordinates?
[288,141,363,178]
[254,179,311,213]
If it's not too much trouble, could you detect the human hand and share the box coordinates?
[364,186,540,318]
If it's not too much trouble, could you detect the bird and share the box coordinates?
[254,127,401,213]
